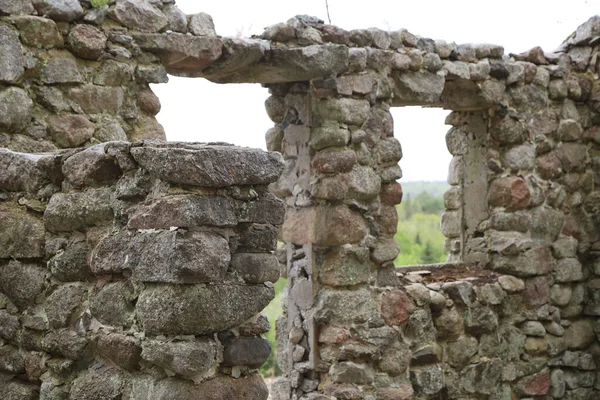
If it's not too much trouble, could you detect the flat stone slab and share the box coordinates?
[130,144,284,187]
[132,33,222,74]
[137,284,274,335]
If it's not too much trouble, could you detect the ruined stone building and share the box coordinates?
[0,0,599,399]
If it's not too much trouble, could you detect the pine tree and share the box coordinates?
[421,241,437,264]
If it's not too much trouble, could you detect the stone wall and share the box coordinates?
[0,141,284,399]
[1,1,600,399]
[0,0,217,151]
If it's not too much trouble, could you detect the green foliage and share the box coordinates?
[394,184,448,266]
[260,277,287,378]
[90,0,110,9]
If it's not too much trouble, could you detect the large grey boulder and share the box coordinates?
[136,284,274,335]
[130,145,284,187]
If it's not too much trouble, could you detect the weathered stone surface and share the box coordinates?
[130,374,268,400]
[318,246,370,287]
[113,0,168,32]
[347,166,381,200]
[142,338,217,378]
[162,4,187,33]
[47,115,94,147]
[133,32,223,74]
[0,207,45,259]
[11,15,62,48]
[0,88,33,132]
[70,368,128,400]
[381,289,414,326]
[410,366,444,397]
[90,281,135,327]
[188,12,216,36]
[68,85,124,114]
[488,176,531,211]
[137,284,273,335]
[63,144,122,186]
[515,368,550,396]
[231,253,279,284]
[555,258,583,282]
[0,379,39,400]
[329,361,373,385]
[46,283,84,328]
[440,210,461,238]
[44,188,113,232]
[32,0,84,21]
[67,24,107,60]
[498,275,525,292]
[237,193,285,225]
[48,242,91,282]
[374,385,414,400]
[137,89,161,115]
[0,0,34,14]
[371,238,400,263]
[0,310,20,340]
[461,359,503,395]
[97,333,141,371]
[0,261,46,310]
[223,337,270,369]
[93,230,231,284]
[0,26,24,84]
[564,320,595,350]
[393,70,445,105]
[211,44,349,84]
[280,206,367,246]
[42,52,83,84]
[312,98,370,126]
[136,64,168,83]
[493,245,553,277]
[131,145,284,187]
[314,288,377,325]
[129,195,237,229]
[502,144,535,170]
[312,149,357,174]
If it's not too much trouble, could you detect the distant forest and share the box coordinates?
[395,181,449,265]
[260,181,449,377]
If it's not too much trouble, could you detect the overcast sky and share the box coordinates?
[153,0,597,181]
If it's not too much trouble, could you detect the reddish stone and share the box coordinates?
[488,176,531,211]
[536,151,563,180]
[377,384,414,400]
[516,368,550,396]
[318,325,351,345]
[381,289,414,326]
[380,183,403,205]
[524,276,549,307]
[311,149,357,174]
[524,46,548,65]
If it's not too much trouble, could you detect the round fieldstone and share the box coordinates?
[47,115,94,148]
[67,24,107,60]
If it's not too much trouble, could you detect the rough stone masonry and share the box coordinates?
[0,0,600,399]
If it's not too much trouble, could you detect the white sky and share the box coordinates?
[153,0,597,181]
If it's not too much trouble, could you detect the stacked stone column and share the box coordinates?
[266,70,410,398]
[0,141,284,399]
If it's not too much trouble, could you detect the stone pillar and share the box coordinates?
[0,142,284,399]
[266,70,408,398]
